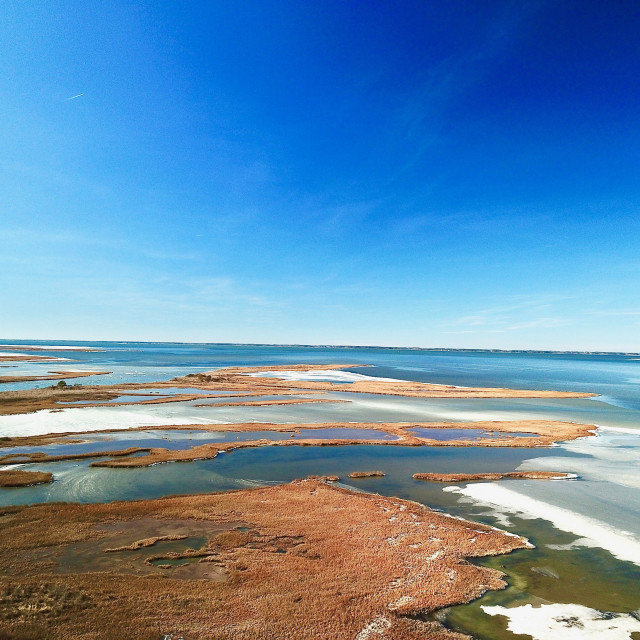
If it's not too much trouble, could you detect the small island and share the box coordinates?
[413,471,576,482]
[0,469,53,487]
[348,470,386,478]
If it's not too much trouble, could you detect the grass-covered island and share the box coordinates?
[0,478,531,639]
[0,470,53,488]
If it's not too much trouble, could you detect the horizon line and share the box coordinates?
[1,338,638,357]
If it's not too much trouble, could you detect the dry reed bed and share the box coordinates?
[0,371,110,386]
[45,392,333,412]
[0,447,149,466]
[176,364,596,399]
[130,418,592,443]
[0,387,227,415]
[0,470,53,487]
[0,479,529,639]
[193,398,347,408]
[413,471,575,482]
[85,418,599,468]
[0,384,118,415]
[0,377,326,416]
[209,363,368,373]
[0,421,596,469]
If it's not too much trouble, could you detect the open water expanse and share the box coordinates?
[2,340,640,639]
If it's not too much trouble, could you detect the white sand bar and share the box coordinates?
[0,352,68,359]
[482,602,640,639]
[0,406,215,437]
[0,345,100,351]
[246,370,400,383]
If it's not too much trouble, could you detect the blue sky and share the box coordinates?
[1,1,639,350]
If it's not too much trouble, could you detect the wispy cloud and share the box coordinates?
[506,317,569,331]
[587,309,640,317]
[388,2,547,181]
[0,227,200,264]
[443,294,573,334]
[391,206,542,240]
[82,275,282,315]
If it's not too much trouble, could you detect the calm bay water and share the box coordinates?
[2,340,640,638]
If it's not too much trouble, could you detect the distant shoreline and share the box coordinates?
[0,339,637,356]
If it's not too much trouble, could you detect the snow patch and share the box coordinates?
[245,370,399,383]
[450,483,640,566]
[482,602,640,639]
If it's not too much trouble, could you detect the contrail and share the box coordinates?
[66,93,84,100]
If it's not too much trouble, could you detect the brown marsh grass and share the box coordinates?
[0,421,596,469]
[413,471,574,482]
[0,471,53,488]
[348,471,386,478]
[0,479,529,639]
